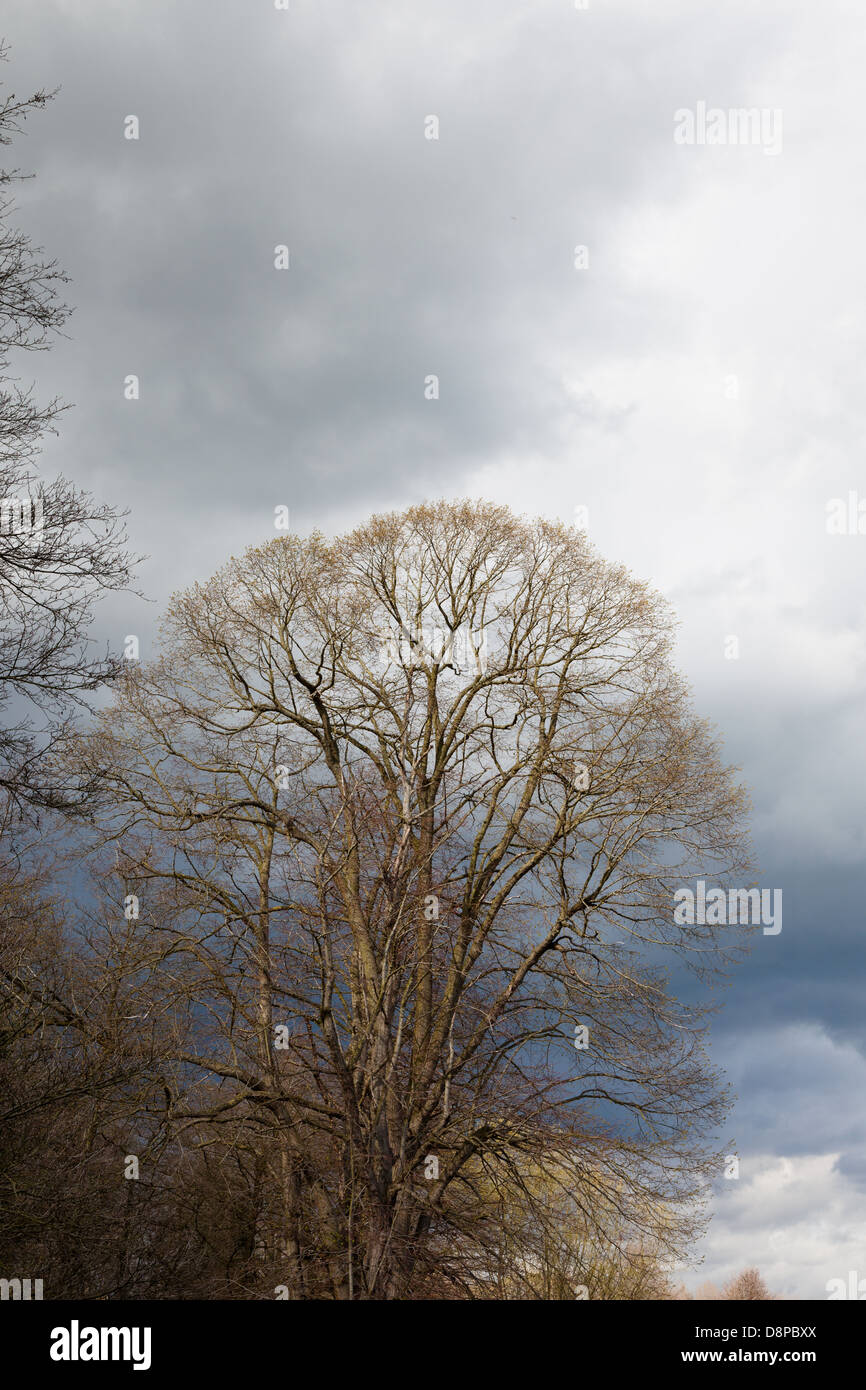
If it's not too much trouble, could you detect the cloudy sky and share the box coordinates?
[4,0,865,1298]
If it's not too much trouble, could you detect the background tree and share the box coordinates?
[0,40,137,811]
[68,499,755,1299]
[691,1268,778,1300]
[461,1157,682,1300]
[722,1267,776,1300]
[0,42,145,1299]
[0,838,257,1299]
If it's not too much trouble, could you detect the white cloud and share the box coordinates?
[682,1152,866,1299]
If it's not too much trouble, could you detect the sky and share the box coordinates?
[3,0,865,1298]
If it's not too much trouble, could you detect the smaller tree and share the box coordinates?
[722,1267,775,1300]
[693,1279,721,1299]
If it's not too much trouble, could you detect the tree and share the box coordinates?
[464,1157,683,1300]
[0,41,137,811]
[691,1268,777,1300]
[722,1267,776,1300]
[693,1280,722,1300]
[69,499,754,1298]
[0,830,252,1300]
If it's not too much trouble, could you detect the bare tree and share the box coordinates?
[693,1279,722,1299]
[69,499,754,1298]
[691,1268,778,1300]
[0,828,254,1300]
[722,1267,776,1300]
[0,41,137,811]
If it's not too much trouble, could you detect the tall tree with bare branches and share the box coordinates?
[70,499,754,1298]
